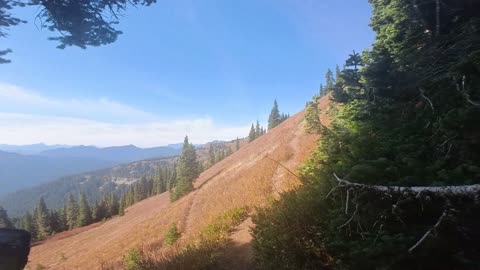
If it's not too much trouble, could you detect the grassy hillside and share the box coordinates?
[24,97,329,269]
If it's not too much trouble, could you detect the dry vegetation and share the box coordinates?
[26,96,331,270]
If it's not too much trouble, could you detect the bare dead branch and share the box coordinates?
[333,173,480,195]
[408,211,447,253]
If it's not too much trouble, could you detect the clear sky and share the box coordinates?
[0,0,374,147]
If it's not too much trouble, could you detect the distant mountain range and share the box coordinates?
[0,143,71,155]
[38,144,180,163]
[0,144,181,197]
[0,157,177,217]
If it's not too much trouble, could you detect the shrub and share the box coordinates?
[123,248,144,270]
[164,223,181,246]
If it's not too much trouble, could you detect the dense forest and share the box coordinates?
[253,0,480,269]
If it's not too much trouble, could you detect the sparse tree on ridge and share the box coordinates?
[236,137,240,151]
[35,197,52,238]
[325,68,334,90]
[66,193,78,230]
[172,136,199,201]
[208,143,216,167]
[77,192,92,227]
[268,99,281,130]
[249,124,256,142]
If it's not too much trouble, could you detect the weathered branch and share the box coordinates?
[333,173,480,195]
[408,211,447,253]
[338,203,359,230]
[420,88,435,112]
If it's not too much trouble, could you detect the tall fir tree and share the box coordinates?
[255,120,261,138]
[319,84,325,97]
[119,194,126,216]
[66,193,79,230]
[172,136,199,200]
[35,197,52,238]
[0,206,14,229]
[335,64,342,83]
[20,211,34,234]
[208,143,216,167]
[268,99,281,130]
[249,124,256,142]
[325,68,334,90]
[77,192,92,227]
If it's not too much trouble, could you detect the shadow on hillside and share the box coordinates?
[219,241,254,270]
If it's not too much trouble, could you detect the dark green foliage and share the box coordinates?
[34,197,52,238]
[1,0,157,63]
[0,206,14,228]
[66,194,78,230]
[172,136,199,201]
[249,124,256,142]
[253,0,480,269]
[77,192,92,227]
[165,223,181,246]
[325,68,335,90]
[268,100,281,130]
[304,101,322,134]
[249,121,267,142]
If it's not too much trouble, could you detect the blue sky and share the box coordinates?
[0,0,374,147]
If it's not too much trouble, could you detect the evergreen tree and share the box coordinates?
[249,124,256,142]
[172,136,199,200]
[268,99,281,130]
[20,211,34,233]
[255,120,261,138]
[35,197,52,238]
[236,137,240,151]
[208,143,216,167]
[77,192,92,227]
[335,64,342,83]
[66,193,78,230]
[119,194,126,216]
[0,206,14,229]
[319,84,325,97]
[325,68,334,90]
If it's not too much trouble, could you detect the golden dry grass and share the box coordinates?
[26,95,331,270]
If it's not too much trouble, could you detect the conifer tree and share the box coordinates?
[0,206,14,229]
[119,194,126,216]
[208,143,215,167]
[35,197,52,238]
[236,137,240,151]
[249,124,256,142]
[335,64,342,83]
[319,84,325,97]
[66,193,78,230]
[268,99,281,130]
[20,211,34,234]
[172,136,199,200]
[77,192,92,227]
[325,68,334,90]
[255,120,261,138]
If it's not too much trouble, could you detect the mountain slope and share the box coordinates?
[25,96,331,269]
[0,143,70,155]
[0,151,116,196]
[39,145,180,163]
[0,157,177,217]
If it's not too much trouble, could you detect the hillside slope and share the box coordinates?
[25,96,330,270]
[1,157,177,217]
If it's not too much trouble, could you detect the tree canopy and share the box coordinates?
[0,0,157,63]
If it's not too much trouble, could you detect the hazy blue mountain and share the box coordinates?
[0,157,176,217]
[39,144,180,163]
[0,150,115,196]
[0,143,72,155]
